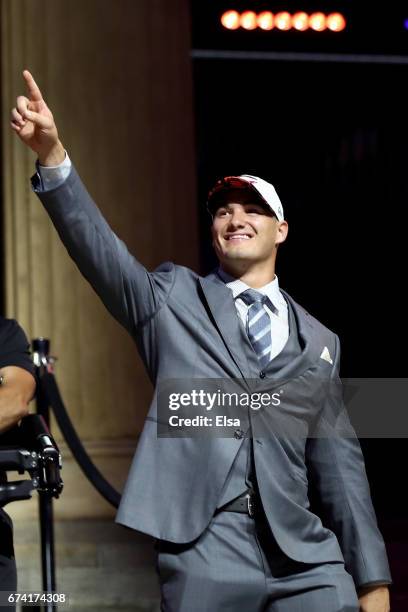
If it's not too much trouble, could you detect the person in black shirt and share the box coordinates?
[0,317,36,594]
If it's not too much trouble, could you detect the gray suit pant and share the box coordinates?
[155,510,359,611]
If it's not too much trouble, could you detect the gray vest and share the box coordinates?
[217,296,303,507]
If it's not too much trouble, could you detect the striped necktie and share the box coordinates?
[238,289,277,368]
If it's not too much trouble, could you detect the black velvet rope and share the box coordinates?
[40,372,121,508]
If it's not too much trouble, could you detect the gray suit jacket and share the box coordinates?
[32,165,392,589]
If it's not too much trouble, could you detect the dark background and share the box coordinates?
[192,1,408,518]
[191,1,408,56]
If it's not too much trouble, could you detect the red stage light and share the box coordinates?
[292,11,309,31]
[309,12,327,31]
[221,10,240,30]
[275,11,292,31]
[240,11,258,30]
[257,11,274,31]
[327,12,346,32]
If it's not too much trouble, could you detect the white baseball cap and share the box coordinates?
[207,174,284,221]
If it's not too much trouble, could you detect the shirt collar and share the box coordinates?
[216,266,285,310]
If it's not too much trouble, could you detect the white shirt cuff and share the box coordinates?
[37,151,72,190]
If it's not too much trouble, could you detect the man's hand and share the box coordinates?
[10,69,65,166]
[358,584,390,612]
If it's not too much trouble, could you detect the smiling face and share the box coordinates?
[210,188,288,283]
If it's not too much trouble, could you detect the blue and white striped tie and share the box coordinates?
[239,289,277,368]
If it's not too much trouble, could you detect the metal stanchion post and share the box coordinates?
[32,338,57,612]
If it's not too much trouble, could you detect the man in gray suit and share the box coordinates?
[11,70,392,611]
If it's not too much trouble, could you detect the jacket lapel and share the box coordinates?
[198,272,325,383]
[198,271,254,379]
[275,289,324,382]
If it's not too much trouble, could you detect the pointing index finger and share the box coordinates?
[23,69,43,102]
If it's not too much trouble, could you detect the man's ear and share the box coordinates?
[275,220,289,245]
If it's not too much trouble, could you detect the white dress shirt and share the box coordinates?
[217,267,289,361]
[37,150,72,190]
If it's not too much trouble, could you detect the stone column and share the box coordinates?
[1,0,198,520]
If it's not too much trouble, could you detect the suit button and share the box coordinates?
[234,428,244,440]
[259,371,265,379]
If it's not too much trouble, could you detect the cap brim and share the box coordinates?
[207,178,271,214]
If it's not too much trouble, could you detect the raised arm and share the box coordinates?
[10,71,175,335]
